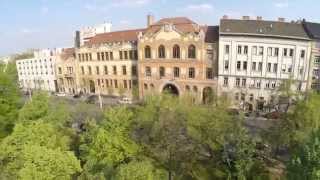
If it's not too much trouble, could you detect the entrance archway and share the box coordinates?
[162,84,179,96]
[202,87,214,104]
[89,80,95,93]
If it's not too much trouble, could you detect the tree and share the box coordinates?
[115,159,166,180]
[0,62,21,138]
[287,129,320,180]
[80,107,140,178]
[0,121,81,179]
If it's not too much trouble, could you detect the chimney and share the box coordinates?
[147,14,154,27]
[278,17,285,22]
[257,16,263,21]
[222,15,228,19]
[242,16,250,20]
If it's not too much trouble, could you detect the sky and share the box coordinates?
[0,0,320,56]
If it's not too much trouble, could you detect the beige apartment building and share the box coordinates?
[56,48,77,94]
[137,16,219,103]
[75,29,144,97]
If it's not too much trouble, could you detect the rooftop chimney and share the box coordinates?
[257,16,263,21]
[222,15,228,19]
[242,16,250,20]
[278,17,285,22]
[147,14,154,27]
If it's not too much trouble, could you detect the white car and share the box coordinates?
[118,97,133,104]
[56,92,66,97]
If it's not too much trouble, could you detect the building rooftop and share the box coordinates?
[220,19,310,40]
[86,28,146,45]
[303,21,320,40]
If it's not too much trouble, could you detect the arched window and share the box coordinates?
[158,45,166,58]
[188,45,196,59]
[145,46,151,59]
[173,45,180,59]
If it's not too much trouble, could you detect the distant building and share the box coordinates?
[76,22,112,47]
[218,16,312,111]
[16,49,63,92]
[303,21,320,92]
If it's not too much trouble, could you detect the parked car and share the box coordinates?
[73,94,81,99]
[56,92,66,97]
[118,97,133,104]
[85,95,99,104]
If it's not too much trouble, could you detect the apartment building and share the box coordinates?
[218,16,312,111]
[75,29,144,97]
[138,16,219,103]
[75,22,112,47]
[55,48,77,94]
[303,21,320,92]
[16,49,61,92]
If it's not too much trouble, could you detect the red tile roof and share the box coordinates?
[87,28,146,45]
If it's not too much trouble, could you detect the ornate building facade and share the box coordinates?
[137,17,219,103]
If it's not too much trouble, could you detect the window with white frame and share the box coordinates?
[236,78,240,87]
[225,45,230,54]
[252,46,257,55]
[223,77,229,86]
[224,60,229,70]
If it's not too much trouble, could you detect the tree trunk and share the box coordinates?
[168,170,172,180]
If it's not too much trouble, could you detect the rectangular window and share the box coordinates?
[237,61,241,70]
[174,67,180,78]
[271,82,276,89]
[206,68,213,79]
[236,78,240,87]
[124,51,128,59]
[85,53,89,61]
[58,67,62,74]
[223,77,228,86]
[122,66,127,75]
[274,48,279,56]
[244,46,248,55]
[252,62,257,71]
[134,50,138,60]
[113,66,117,75]
[315,56,320,64]
[256,80,261,88]
[265,81,270,89]
[243,61,247,70]
[110,52,114,60]
[225,45,230,54]
[189,68,195,78]
[252,46,257,55]
[242,78,246,87]
[88,66,92,75]
[105,79,109,87]
[267,47,272,56]
[237,46,242,54]
[114,80,118,88]
[282,64,286,73]
[224,60,229,70]
[89,53,92,61]
[132,66,137,76]
[300,50,305,58]
[160,67,165,78]
[283,48,288,56]
[145,66,151,77]
[259,47,264,55]
[288,65,293,73]
[97,52,101,61]
[267,63,271,72]
[119,51,123,60]
[273,63,278,73]
[105,52,109,60]
[258,62,263,71]
[101,52,105,61]
[104,66,108,75]
[129,50,133,59]
[123,80,128,89]
[78,54,81,61]
[81,66,84,75]
[96,66,100,75]
[289,49,294,57]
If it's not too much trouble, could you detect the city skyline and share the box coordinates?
[1,0,320,56]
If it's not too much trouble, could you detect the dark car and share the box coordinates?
[85,95,99,104]
[73,94,81,99]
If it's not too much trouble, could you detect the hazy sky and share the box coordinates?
[1,0,320,56]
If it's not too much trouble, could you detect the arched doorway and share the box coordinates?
[162,84,179,96]
[89,80,95,93]
[202,87,214,104]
